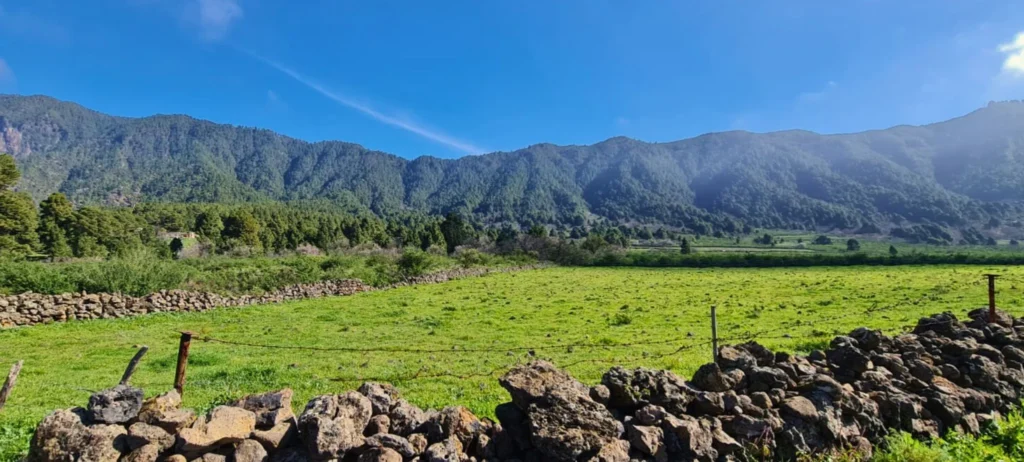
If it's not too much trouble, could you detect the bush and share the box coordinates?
[397,248,434,278]
[455,248,488,268]
[81,248,192,296]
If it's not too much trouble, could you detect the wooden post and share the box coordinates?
[711,305,719,365]
[986,274,998,322]
[174,332,193,396]
[120,346,149,385]
[0,360,23,412]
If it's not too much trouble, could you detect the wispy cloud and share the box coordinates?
[0,58,14,83]
[194,0,242,40]
[999,31,1024,75]
[797,80,838,104]
[247,52,486,155]
[0,5,70,44]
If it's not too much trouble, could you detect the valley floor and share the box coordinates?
[2,265,1024,459]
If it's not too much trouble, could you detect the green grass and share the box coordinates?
[2,265,1023,460]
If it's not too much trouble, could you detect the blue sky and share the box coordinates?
[1,1,1024,159]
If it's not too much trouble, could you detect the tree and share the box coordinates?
[223,210,261,249]
[755,233,773,245]
[812,235,833,245]
[581,234,608,252]
[527,224,547,238]
[986,237,998,246]
[169,238,184,257]
[195,210,224,241]
[0,154,20,190]
[37,192,74,258]
[680,237,692,255]
[0,154,38,256]
[439,213,473,254]
[889,245,898,257]
[1012,239,1020,246]
[846,239,861,251]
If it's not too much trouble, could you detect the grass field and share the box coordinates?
[2,265,1024,459]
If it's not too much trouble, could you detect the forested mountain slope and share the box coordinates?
[1,94,1022,231]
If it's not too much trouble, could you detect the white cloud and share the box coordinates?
[797,80,838,104]
[998,31,1024,74]
[246,52,486,155]
[0,58,14,83]
[195,0,242,40]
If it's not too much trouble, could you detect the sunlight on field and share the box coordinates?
[2,265,1024,456]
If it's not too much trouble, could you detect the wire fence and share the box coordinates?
[161,272,1022,387]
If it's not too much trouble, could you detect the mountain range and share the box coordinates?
[1,94,1023,233]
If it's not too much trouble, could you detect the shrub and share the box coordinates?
[455,248,488,268]
[81,248,192,296]
[397,248,433,278]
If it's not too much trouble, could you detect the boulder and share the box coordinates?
[298,392,372,460]
[691,363,735,392]
[177,406,257,455]
[365,414,390,436]
[252,420,298,451]
[29,408,128,462]
[88,385,144,424]
[502,362,624,461]
[388,399,427,436]
[234,439,269,462]
[357,447,403,462]
[423,437,463,462]
[661,414,716,461]
[626,424,665,458]
[234,389,295,429]
[122,444,159,462]
[601,367,695,414]
[125,422,174,451]
[366,433,418,458]
[358,382,401,416]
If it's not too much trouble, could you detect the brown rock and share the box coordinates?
[408,433,429,454]
[251,420,297,451]
[123,444,160,462]
[178,406,257,454]
[29,408,128,462]
[127,422,175,451]
[358,447,403,462]
[591,439,631,462]
[365,414,390,436]
[234,439,269,462]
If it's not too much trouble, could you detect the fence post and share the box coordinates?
[174,332,193,396]
[0,360,23,413]
[711,305,719,365]
[986,274,998,322]
[120,346,149,385]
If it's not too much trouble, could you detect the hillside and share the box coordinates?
[1,94,1023,232]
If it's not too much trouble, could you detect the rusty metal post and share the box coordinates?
[711,305,719,365]
[174,332,192,396]
[986,274,999,322]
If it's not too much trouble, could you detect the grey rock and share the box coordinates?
[88,385,144,424]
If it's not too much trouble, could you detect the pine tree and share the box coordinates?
[889,245,898,257]
[38,193,74,258]
[0,154,38,256]
[680,237,692,254]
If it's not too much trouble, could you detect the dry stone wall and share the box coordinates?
[26,308,1024,461]
[0,266,537,328]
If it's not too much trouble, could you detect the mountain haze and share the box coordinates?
[1,94,1022,232]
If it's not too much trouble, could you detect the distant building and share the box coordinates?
[158,231,197,240]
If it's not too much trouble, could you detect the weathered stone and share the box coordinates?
[251,420,298,451]
[601,367,695,414]
[357,447,403,462]
[591,439,631,462]
[88,384,144,424]
[717,346,758,371]
[177,406,257,455]
[126,422,174,451]
[29,408,128,462]
[661,415,716,461]
[234,439,269,462]
[589,385,611,404]
[298,392,372,460]
[691,363,735,392]
[366,433,417,458]
[408,433,429,454]
[626,424,664,458]
[634,404,667,426]
[235,389,295,429]
[359,382,401,416]
[423,437,463,462]
[365,414,390,436]
[122,444,159,462]
[388,399,427,436]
